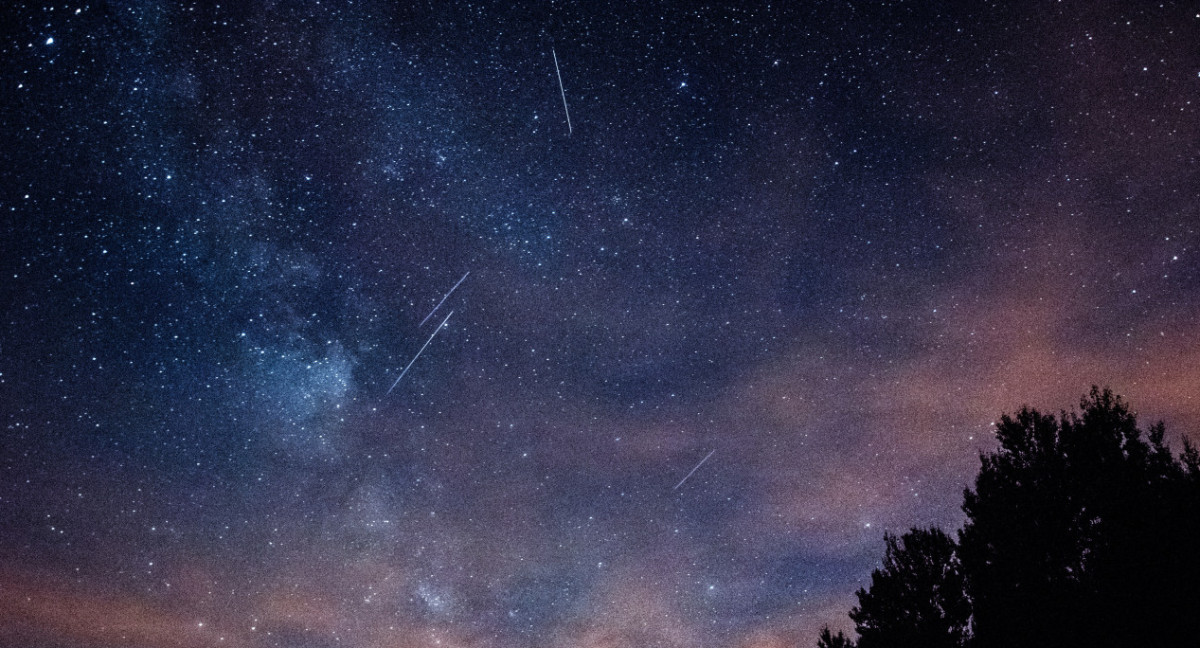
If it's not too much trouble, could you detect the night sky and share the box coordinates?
[2,2,1198,647]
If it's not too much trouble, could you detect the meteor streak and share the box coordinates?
[419,271,469,327]
[552,47,572,135]
[386,310,454,395]
[673,449,716,490]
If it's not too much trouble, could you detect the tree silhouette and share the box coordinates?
[959,387,1200,647]
[816,387,1200,648]
[849,527,969,648]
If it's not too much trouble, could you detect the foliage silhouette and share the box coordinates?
[817,387,1200,648]
[849,527,969,648]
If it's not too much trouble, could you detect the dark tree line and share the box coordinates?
[818,387,1200,648]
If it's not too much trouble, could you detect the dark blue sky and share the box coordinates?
[2,2,1198,646]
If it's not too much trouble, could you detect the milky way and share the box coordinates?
[2,2,1198,647]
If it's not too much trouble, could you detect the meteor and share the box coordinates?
[674,449,716,490]
[552,47,572,135]
[386,310,454,395]
[419,271,469,327]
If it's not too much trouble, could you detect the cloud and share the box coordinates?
[0,569,247,648]
[552,569,702,648]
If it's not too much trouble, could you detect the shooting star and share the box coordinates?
[552,47,572,135]
[386,310,454,395]
[673,449,716,490]
[419,271,470,327]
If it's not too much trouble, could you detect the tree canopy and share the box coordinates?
[817,387,1200,648]
[849,527,969,648]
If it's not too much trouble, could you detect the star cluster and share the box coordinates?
[2,2,1198,647]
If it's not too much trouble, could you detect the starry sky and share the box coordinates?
[1,2,1198,647]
